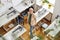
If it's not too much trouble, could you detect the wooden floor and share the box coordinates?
[0,16,51,40]
[19,18,51,40]
[0,27,7,35]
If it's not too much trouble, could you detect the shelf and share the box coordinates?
[13,2,34,13]
[34,7,49,25]
[0,2,12,16]
[42,3,54,13]
[44,19,60,38]
[3,25,26,40]
[0,12,19,27]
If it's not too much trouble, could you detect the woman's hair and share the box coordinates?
[28,7,35,13]
[29,7,34,11]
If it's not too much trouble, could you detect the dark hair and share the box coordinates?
[28,7,35,13]
[29,7,34,10]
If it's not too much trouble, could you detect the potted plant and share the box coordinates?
[44,29,54,35]
[37,35,43,40]
[15,37,23,40]
[42,0,52,9]
[42,0,49,5]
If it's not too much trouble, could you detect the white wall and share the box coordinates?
[52,0,60,21]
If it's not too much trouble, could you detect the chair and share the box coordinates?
[16,16,24,25]
[21,12,27,18]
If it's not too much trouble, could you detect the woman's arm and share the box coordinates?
[33,14,36,24]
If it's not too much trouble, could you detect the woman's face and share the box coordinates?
[29,8,34,14]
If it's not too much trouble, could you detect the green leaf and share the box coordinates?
[44,0,49,3]
[37,35,43,40]
[59,20,60,23]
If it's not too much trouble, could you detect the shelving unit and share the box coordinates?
[0,0,55,27]
[44,19,60,40]
[3,25,26,40]
[0,2,12,16]
[0,0,56,40]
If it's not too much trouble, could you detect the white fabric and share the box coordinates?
[42,23,48,29]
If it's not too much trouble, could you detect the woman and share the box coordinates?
[27,8,36,38]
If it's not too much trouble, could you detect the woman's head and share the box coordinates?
[29,8,34,14]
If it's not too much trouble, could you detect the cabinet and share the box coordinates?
[2,19,16,32]
[44,19,60,40]
[0,19,17,35]
[0,27,7,35]
[44,12,52,22]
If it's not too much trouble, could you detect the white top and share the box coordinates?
[3,25,26,40]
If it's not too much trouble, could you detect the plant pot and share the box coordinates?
[48,3,52,9]
[42,1,45,5]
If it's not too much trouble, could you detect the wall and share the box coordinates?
[52,0,60,22]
